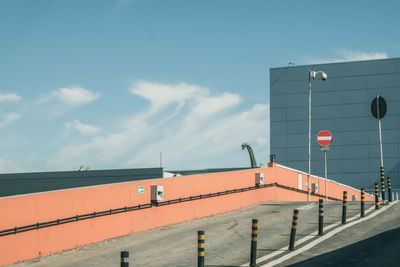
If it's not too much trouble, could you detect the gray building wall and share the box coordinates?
[0,168,163,197]
[270,58,400,190]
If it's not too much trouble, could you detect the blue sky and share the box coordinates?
[0,0,399,172]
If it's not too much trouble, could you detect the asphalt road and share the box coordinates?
[9,201,382,267]
[281,202,400,267]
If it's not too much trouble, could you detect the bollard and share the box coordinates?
[250,219,258,267]
[375,183,380,210]
[387,177,392,202]
[318,199,324,235]
[198,231,205,267]
[120,251,129,267]
[342,191,347,224]
[288,209,299,251]
[380,167,386,202]
[360,188,365,217]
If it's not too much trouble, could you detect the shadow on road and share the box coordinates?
[287,227,400,266]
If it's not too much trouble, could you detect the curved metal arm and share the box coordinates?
[242,142,257,168]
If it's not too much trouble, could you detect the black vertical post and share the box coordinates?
[361,188,365,217]
[120,251,129,267]
[375,183,380,210]
[318,199,324,235]
[198,231,205,267]
[380,167,386,202]
[250,219,258,267]
[387,177,392,202]
[342,191,347,224]
[289,209,299,251]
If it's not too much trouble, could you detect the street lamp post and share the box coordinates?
[308,70,327,201]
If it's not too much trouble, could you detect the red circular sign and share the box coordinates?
[317,130,333,146]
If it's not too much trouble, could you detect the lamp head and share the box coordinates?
[310,70,327,81]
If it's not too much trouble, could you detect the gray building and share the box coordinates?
[0,167,163,197]
[270,58,400,190]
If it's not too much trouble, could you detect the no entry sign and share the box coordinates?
[317,130,333,146]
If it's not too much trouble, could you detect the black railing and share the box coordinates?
[0,182,342,237]
[275,183,341,201]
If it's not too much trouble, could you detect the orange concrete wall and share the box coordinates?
[0,164,374,266]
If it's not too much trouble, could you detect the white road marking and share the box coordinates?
[261,203,395,267]
[296,203,316,210]
[240,204,376,267]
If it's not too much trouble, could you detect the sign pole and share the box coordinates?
[371,95,387,203]
[317,130,332,201]
[324,150,328,201]
[377,95,384,169]
[377,95,385,202]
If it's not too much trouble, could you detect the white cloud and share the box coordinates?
[0,112,21,127]
[306,49,388,64]
[48,81,269,170]
[65,120,102,135]
[337,49,388,61]
[52,87,99,106]
[37,86,100,117]
[130,81,208,113]
[190,93,241,120]
[0,93,21,102]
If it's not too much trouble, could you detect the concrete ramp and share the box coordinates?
[0,163,374,266]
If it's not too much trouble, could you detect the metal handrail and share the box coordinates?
[0,181,344,237]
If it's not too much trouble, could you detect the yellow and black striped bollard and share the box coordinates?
[288,209,299,251]
[250,219,258,267]
[120,251,129,267]
[342,191,347,224]
[361,188,365,217]
[375,183,380,210]
[380,167,386,202]
[198,231,205,267]
[318,199,324,235]
[387,177,392,202]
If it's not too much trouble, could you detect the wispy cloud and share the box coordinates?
[65,120,102,135]
[0,112,21,127]
[130,81,208,114]
[0,93,21,102]
[48,81,268,170]
[51,87,99,106]
[306,49,388,64]
[38,86,100,117]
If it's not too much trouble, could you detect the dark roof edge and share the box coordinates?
[270,57,400,71]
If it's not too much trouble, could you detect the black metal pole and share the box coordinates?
[380,167,386,202]
[361,188,365,217]
[289,209,299,250]
[375,183,380,210]
[342,191,347,224]
[198,231,205,267]
[318,199,324,235]
[388,177,392,202]
[250,219,258,267]
[120,251,129,267]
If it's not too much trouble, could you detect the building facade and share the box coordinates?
[270,58,400,191]
[0,167,163,197]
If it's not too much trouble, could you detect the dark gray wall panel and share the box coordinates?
[270,58,400,189]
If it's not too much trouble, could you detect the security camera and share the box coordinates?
[321,72,327,81]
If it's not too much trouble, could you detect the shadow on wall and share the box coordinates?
[287,227,400,267]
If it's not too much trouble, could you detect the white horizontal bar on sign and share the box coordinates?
[317,136,332,140]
